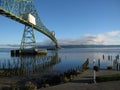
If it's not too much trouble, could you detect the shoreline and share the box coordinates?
[1,69,120,90]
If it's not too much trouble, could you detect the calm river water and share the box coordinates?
[0,47,120,76]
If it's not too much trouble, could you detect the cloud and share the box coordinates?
[38,30,120,45]
[107,31,120,37]
[81,34,108,44]
[58,34,109,45]
[58,30,120,45]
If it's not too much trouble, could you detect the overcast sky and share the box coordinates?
[0,0,120,45]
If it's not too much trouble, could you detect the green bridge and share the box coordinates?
[0,0,59,50]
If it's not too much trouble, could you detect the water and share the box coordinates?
[0,47,120,76]
[58,47,120,71]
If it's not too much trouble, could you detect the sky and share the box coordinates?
[0,0,120,45]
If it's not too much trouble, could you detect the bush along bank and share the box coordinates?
[7,59,89,90]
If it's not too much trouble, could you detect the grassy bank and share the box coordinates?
[96,74,120,82]
[0,59,89,90]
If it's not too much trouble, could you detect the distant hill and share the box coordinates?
[38,45,120,49]
[59,45,120,48]
[0,44,19,48]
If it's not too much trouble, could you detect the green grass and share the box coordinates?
[96,74,120,82]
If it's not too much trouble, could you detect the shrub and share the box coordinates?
[82,59,89,70]
[63,77,69,83]
[70,75,74,81]
[93,66,99,72]
[107,66,112,70]
[44,83,50,87]
[9,84,19,90]
[25,81,37,90]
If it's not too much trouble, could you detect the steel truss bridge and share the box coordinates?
[0,0,59,49]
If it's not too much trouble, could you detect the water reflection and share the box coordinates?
[0,48,120,77]
[0,50,61,77]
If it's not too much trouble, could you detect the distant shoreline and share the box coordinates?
[59,45,120,48]
[39,45,120,49]
[0,44,120,49]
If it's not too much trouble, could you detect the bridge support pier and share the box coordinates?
[20,25,37,50]
[11,25,47,56]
